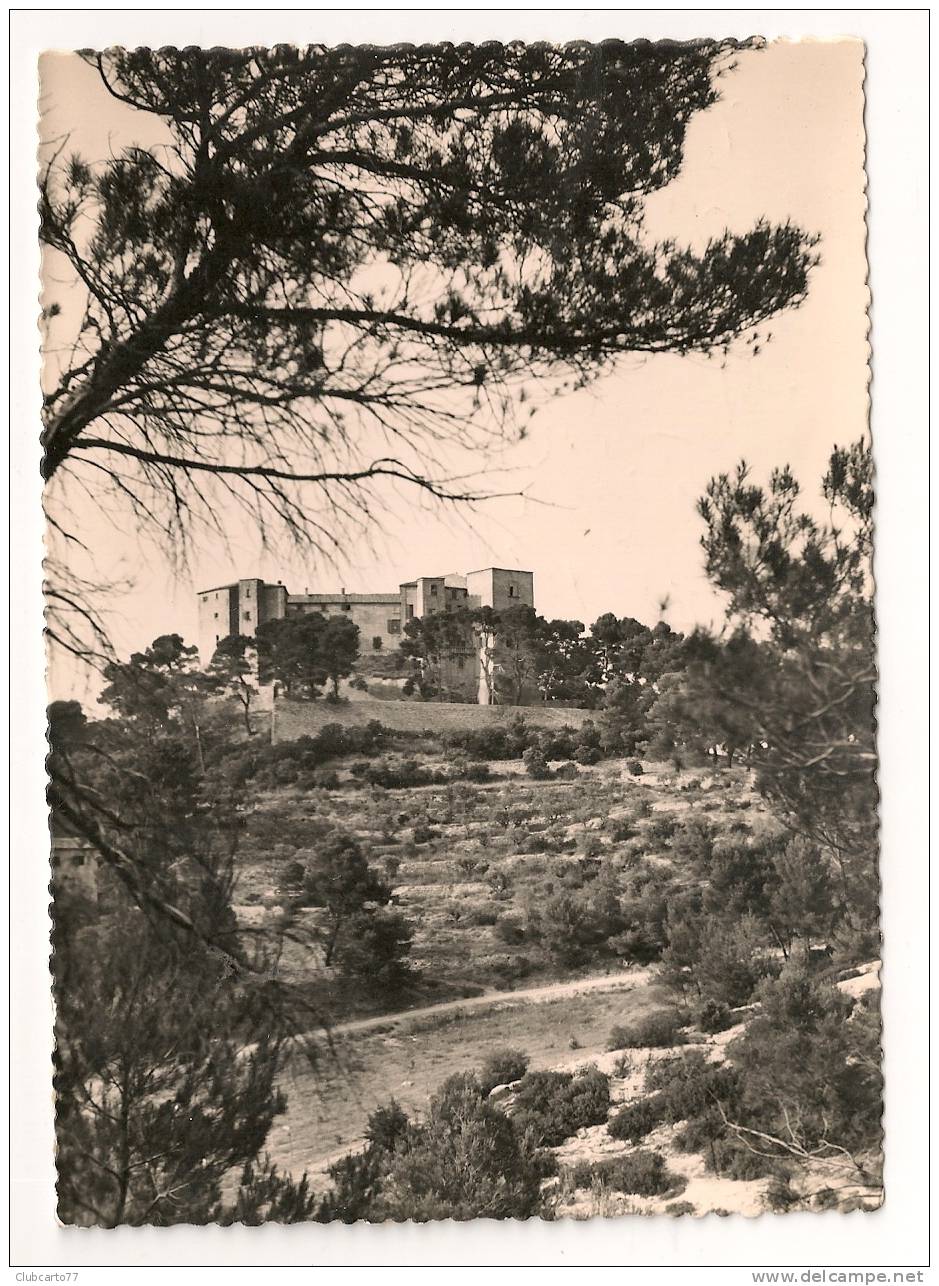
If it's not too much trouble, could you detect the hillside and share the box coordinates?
[271,695,596,742]
[222,704,881,1218]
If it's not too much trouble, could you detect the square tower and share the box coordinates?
[465,567,534,612]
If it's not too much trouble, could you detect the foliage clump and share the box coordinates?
[512,1066,611,1146]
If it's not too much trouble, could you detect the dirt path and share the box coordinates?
[272,963,665,1180]
[301,964,655,1045]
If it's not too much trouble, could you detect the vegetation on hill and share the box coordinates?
[49,441,879,1221]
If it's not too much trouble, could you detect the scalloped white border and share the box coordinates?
[9,7,929,1275]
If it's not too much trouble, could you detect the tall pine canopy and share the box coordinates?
[40,41,817,657]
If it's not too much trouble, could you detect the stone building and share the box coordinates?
[197,566,534,703]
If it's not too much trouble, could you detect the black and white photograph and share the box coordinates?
[10,8,931,1271]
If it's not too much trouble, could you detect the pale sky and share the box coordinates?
[40,40,868,696]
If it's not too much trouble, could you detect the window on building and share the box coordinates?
[388,619,401,634]
[508,584,516,598]
[430,583,438,595]
[214,611,219,619]
[342,603,351,611]
[407,605,415,619]
[243,611,251,621]
[372,636,383,651]
[245,586,251,598]
[457,656,465,670]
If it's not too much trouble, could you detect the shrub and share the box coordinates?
[522,746,550,780]
[670,818,716,869]
[537,730,576,762]
[494,915,525,945]
[574,745,602,766]
[611,1052,634,1078]
[647,816,679,843]
[643,1051,741,1123]
[333,908,414,992]
[607,1009,686,1051]
[695,998,734,1034]
[627,760,644,777]
[371,1073,548,1220]
[491,954,532,984]
[703,1137,781,1181]
[607,1094,670,1143]
[608,925,663,965]
[280,859,306,892]
[365,758,439,790]
[579,834,603,860]
[478,1049,530,1096]
[665,1200,696,1216]
[571,1151,684,1198]
[765,1176,798,1211]
[672,1110,726,1154]
[554,761,579,780]
[463,905,498,927]
[441,720,534,762]
[461,761,492,783]
[513,1067,611,1146]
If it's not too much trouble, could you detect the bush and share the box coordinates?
[441,720,532,762]
[522,746,550,780]
[491,953,532,984]
[607,1009,686,1050]
[695,998,734,1034]
[369,1073,548,1220]
[493,915,525,945]
[672,1110,726,1154]
[607,1094,670,1143]
[643,1051,741,1123]
[553,761,579,780]
[333,908,414,993]
[280,859,306,892]
[478,1048,530,1096]
[462,904,497,927]
[537,730,576,762]
[703,1137,781,1181]
[461,761,492,783]
[665,1200,696,1216]
[513,1067,611,1147]
[574,745,602,766]
[579,834,603,860]
[627,760,644,777]
[647,816,679,843]
[611,1052,634,1078]
[571,1151,684,1198]
[365,757,439,790]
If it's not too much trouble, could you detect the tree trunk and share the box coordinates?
[191,715,207,776]
[323,916,343,966]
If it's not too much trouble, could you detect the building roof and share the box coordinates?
[464,566,533,577]
[291,592,400,605]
